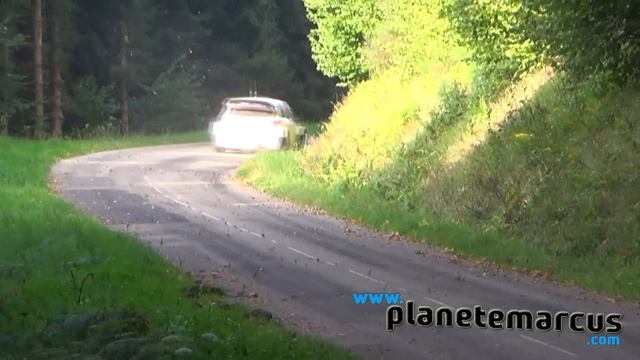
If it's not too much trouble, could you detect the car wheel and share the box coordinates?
[299,133,312,147]
[211,136,222,152]
[271,137,286,150]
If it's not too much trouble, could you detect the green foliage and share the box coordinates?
[365,0,467,78]
[522,0,640,84]
[188,0,338,121]
[304,0,383,86]
[244,0,640,300]
[442,0,543,82]
[302,70,423,186]
[2,0,337,137]
[0,5,28,134]
[68,77,118,137]
[443,0,640,86]
[301,0,476,187]
[415,77,640,289]
[48,0,78,68]
[241,74,640,299]
[119,0,161,90]
[132,65,208,134]
[424,82,470,140]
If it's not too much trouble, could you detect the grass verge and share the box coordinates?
[237,151,549,275]
[0,133,353,360]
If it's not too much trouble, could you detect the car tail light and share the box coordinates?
[272,119,286,126]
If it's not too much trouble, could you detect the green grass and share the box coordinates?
[238,74,640,301]
[0,133,353,359]
[300,121,326,137]
[238,151,549,275]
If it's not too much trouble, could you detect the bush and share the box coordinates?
[301,69,451,187]
[68,77,118,137]
[521,0,640,85]
[304,0,383,86]
[131,67,208,134]
[365,0,466,78]
[443,0,640,86]
[423,82,470,140]
[419,76,640,260]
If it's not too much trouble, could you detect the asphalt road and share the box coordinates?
[51,143,640,360]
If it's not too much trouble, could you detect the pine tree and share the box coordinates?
[119,2,129,135]
[115,0,159,135]
[49,0,72,137]
[32,0,45,138]
[242,0,295,98]
[0,1,28,135]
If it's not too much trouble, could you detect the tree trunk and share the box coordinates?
[1,39,9,136]
[33,0,44,138]
[0,115,7,136]
[119,6,129,136]
[50,0,63,137]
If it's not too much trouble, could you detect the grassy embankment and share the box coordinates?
[238,65,640,300]
[0,132,353,359]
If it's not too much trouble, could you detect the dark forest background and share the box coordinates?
[0,0,338,138]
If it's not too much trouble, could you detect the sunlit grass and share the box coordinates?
[300,121,326,137]
[443,66,554,165]
[302,63,473,185]
[238,150,551,282]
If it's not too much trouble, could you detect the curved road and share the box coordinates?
[51,143,640,360]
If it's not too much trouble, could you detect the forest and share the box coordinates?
[0,0,337,138]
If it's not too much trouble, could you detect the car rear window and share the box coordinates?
[226,102,277,117]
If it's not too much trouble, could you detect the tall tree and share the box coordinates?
[0,1,28,136]
[242,0,293,96]
[113,0,158,135]
[49,0,68,137]
[304,0,382,87]
[32,0,44,138]
[119,2,130,135]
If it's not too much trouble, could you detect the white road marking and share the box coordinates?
[173,151,249,158]
[201,211,222,222]
[287,246,317,260]
[348,269,383,284]
[231,202,268,207]
[138,181,210,186]
[68,160,151,165]
[173,199,189,207]
[145,172,341,273]
[61,186,117,191]
[423,296,450,307]
[519,335,579,358]
[143,175,162,194]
